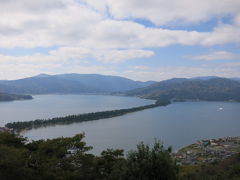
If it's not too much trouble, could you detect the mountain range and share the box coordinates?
[0,74,240,102]
[126,77,240,102]
[0,74,155,94]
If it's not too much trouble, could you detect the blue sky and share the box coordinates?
[0,0,239,81]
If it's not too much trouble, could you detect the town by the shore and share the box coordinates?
[174,136,240,165]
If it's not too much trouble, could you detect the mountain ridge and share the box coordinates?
[1,74,240,102]
[0,73,156,94]
[126,77,240,102]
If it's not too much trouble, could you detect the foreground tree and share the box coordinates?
[125,141,178,180]
[0,132,177,180]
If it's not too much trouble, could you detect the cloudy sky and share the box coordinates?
[0,0,240,81]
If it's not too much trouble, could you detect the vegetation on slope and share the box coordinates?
[126,78,240,102]
[0,132,178,180]
[0,92,32,102]
[1,132,239,180]
[179,153,240,180]
[5,100,170,132]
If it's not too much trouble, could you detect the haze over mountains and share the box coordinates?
[0,74,240,102]
[0,74,155,94]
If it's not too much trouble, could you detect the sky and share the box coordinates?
[0,0,240,81]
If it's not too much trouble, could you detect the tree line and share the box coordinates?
[0,132,178,180]
[5,99,170,132]
[1,132,239,180]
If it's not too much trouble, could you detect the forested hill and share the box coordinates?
[0,92,32,102]
[126,77,240,102]
[0,74,155,94]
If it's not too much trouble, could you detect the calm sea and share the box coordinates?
[1,95,239,154]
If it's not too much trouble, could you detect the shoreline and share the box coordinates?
[5,99,170,133]
[174,136,240,165]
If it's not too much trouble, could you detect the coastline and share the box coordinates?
[174,136,240,165]
[5,99,170,133]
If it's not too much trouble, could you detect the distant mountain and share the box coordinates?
[230,77,240,82]
[126,77,240,102]
[192,76,240,82]
[0,74,156,94]
[191,76,219,80]
[191,76,240,83]
[0,92,32,102]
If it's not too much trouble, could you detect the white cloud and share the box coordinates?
[49,47,92,60]
[223,62,240,67]
[0,62,117,80]
[49,47,155,63]
[1,56,240,81]
[0,47,154,65]
[106,0,240,25]
[200,23,240,46]
[133,66,151,70]
[0,0,239,49]
[0,0,240,80]
[0,63,63,80]
[0,0,103,48]
[94,49,154,63]
[121,65,240,81]
[190,51,240,61]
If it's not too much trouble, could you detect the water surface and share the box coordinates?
[21,99,240,154]
[0,94,153,126]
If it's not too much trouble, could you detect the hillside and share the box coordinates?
[0,132,239,180]
[126,77,240,102]
[0,74,155,94]
[0,92,32,102]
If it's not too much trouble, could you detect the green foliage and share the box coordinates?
[97,149,127,180]
[0,132,26,148]
[0,145,34,180]
[0,132,178,180]
[126,141,178,180]
[179,153,240,180]
[1,132,239,180]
